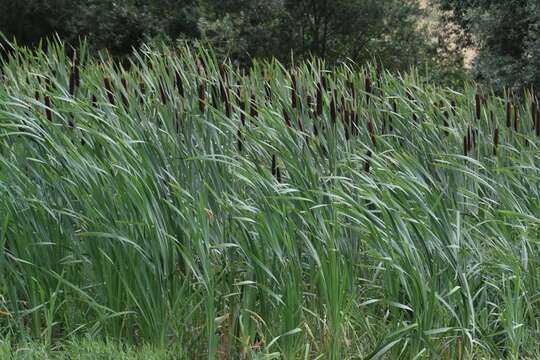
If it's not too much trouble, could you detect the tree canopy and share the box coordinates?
[0,0,444,73]
[437,0,540,92]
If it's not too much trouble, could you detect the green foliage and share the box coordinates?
[201,0,434,70]
[0,0,457,77]
[0,41,539,358]
[437,0,540,93]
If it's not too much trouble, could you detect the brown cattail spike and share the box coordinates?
[316,83,323,116]
[44,96,53,121]
[330,98,336,124]
[198,81,205,113]
[120,78,129,107]
[283,109,291,127]
[160,82,167,104]
[237,129,243,151]
[271,155,279,181]
[506,101,512,128]
[240,101,246,126]
[265,81,272,101]
[514,105,519,132]
[536,108,540,136]
[493,128,500,155]
[291,74,297,109]
[364,150,372,173]
[103,77,115,105]
[475,92,481,120]
[250,95,258,119]
[69,55,80,97]
[467,127,472,152]
[175,71,184,97]
[365,77,372,104]
[368,120,376,146]
[352,112,359,136]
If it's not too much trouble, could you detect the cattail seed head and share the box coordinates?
[347,80,356,101]
[175,71,184,97]
[269,154,283,183]
[330,98,336,124]
[240,101,246,126]
[475,92,481,120]
[265,81,272,102]
[316,83,323,116]
[103,77,115,104]
[283,109,291,127]
[467,127,472,152]
[44,96,52,121]
[250,95,258,118]
[291,74,297,109]
[198,81,206,113]
[237,129,243,151]
[139,82,145,104]
[68,52,80,97]
[364,150,372,173]
[493,128,499,155]
[352,111,359,136]
[536,108,540,136]
[506,101,512,128]
[368,120,376,146]
[365,76,372,104]
[160,82,168,104]
[514,105,519,132]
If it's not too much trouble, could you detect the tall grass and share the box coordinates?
[0,40,540,359]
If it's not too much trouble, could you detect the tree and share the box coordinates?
[436,0,540,92]
[0,0,75,46]
[202,0,437,71]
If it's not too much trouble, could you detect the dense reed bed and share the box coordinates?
[1,42,540,359]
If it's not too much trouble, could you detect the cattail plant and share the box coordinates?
[330,97,337,124]
[493,128,500,155]
[364,150,372,173]
[475,91,481,120]
[265,81,272,102]
[536,108,540,136]
[237,129,243,151]
[120,77,129,107]
[316,82,323,116]
[352,111,359,136]
[240,101,246,126]
[365,76,373,104]
[69,52,80,97]
[175,70,184,97]
[291,73,297,109]
[506,101,512,128]
[198,81,206,113]
[250,94,258,119]
[103,77,115,105]
[160,82,168,104]
[219,64,228,101]
[514,105,519,132]
[283,109,292,128]
[44,96,53,122]
[368,120,376,146]
[139,82,146,104]
[271,155,281,182]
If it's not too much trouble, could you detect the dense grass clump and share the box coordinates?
[1,41,540,359]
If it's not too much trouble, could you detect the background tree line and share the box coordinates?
[1,0,539,91]
[0,1,450,70]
